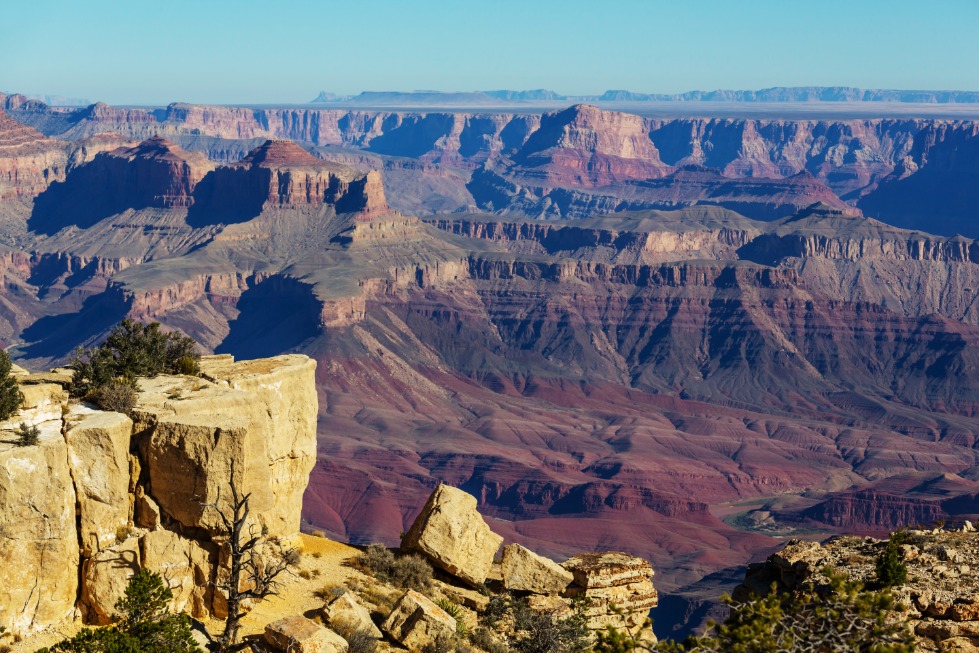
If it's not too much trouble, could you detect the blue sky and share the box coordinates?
[2,0,979,105]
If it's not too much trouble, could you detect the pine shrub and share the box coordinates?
[0,350,23,422]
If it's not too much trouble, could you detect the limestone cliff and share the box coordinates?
[0,354,318,637]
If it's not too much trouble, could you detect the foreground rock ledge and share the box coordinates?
[0,353,318,637]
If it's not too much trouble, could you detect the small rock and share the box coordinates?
[265,615,348,653]
[501,544,574,595]
[964,520,975,533]
[322,591,382,639]
[382,589,457,650]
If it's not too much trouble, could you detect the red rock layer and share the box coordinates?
[0,109,68,199]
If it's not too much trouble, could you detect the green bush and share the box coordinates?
[14,422,39,447]
[876,535,909,588]
[357,544,433,592]
[69,319,200,398]
[652,573,913,653]
[0,350,23,422]
[37,569,202,653]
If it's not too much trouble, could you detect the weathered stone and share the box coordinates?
[140,528,215,618]
[82,538,141,624]
[65,408,133,556]
[0,420,79,635]
[563,552,658,638]
[382,590,457,649]
[265,615,348,653]
[134,486,161,530]
[501,543,574,595]
[322,591,382,639]
[402,484,503,586]
[138,355,317,537]
[14,382,66,424]
[441,584,490,612]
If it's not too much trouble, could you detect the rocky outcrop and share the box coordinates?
[382,590,458,649]
[501,544,574,594]
[0,354,318,637]
[563,552,658,640]
[135,354,317,537]
[402,484,504,586]
[265,615,349,653]
[735,532,979,651]
[189,140,388,221]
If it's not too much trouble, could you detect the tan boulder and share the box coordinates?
[137,354,317,538]
[501,544,573,594]
[82,537,141,624]
[0,422,79,635]
[140,528,215,618]
[265,615,348,653]
[563,552,658,639]
[322,591,382,639]
[64,408,133,556]
[401,484,503,586]
[14,382,67,424]
[382,590,457,650]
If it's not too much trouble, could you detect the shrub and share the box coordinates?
[37,569,202,653]
[0,350,23,422]
[512,597,590,653]
[14,422,39,447]
[89,379,139,415]
[359,543,396,575]
[876,535,909,588]
[69,319,200,398]
[654,573,914,653]
[436,598,463,619]
[390,554,434,592]
[331,619,379,653]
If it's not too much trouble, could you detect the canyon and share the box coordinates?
[1,95,979,638]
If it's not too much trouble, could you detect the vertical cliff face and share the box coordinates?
[0,354,318,637]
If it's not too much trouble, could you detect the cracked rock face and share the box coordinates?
[0,354,318,637]
[0,393,78,634]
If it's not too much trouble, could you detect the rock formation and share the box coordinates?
[736,531,979,652]
[402,484,504,586]
[563,553,658,641]
[0,353,318,637]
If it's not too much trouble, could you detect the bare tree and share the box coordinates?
[208,469,295,652]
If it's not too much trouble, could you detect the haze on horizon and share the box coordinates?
[2,0,979,106]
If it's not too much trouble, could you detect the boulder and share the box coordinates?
[382,590,457,649]
[64,408,133,556]
[140,528,215,618]
[137,355,317,538]
[501,543,573,594]
[264,615,348,653]
[563,552,658,639]
[82,537,141,624]
[0,420,79,635]
[401,484,503,586]
[322,591,382,639]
